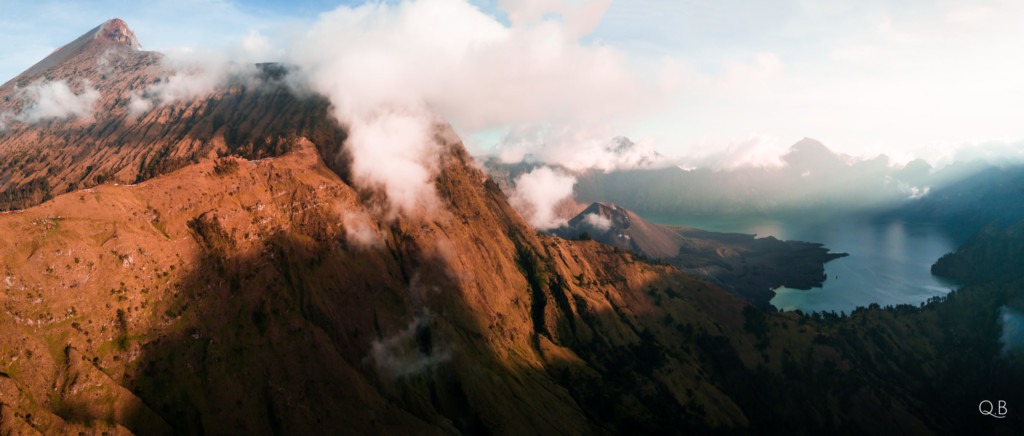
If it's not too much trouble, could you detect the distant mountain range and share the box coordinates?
[485,137,997,221]
[883,164,1024,239]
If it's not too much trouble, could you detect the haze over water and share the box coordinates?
[651,215,962,313]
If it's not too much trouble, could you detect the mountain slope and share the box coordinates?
[0,125,756,434]
[887,164,1024,240]
[1,23,761,428]
[1,18,141,92]
[0,20,340,211]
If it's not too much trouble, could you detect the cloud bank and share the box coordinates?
[291,0,662,131]
[128,64,258,115]
[285,0,669,217]
[128,42,273,116]
[7,0,1024,176]
[497,131,667,173]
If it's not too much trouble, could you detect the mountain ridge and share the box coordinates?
[0,20,342,212]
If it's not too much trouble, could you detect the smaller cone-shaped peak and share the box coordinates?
[95,18,142,50]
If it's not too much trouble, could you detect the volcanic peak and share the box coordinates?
[94,18,142,50]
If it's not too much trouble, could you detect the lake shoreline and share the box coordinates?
[666,225,850,307]
[650,215,961,313]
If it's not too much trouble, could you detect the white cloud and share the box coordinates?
[343,106,444,216]
[498,0,612,39]
[908,186,929,200]
[509,166,576,229]
[496,128,666,172]
[95,48,119,75]
[128,64,256,116]
[598,1,1024,167]
[343,211,384,249]
[16,79,100,123]
[127,92,154,116]
[583,212,612,231]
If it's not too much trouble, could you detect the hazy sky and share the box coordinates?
[2,0,1023,167]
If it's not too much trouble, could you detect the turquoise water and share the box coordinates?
[647,214,962,313]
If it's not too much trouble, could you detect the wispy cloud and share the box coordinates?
[509,166,576,229]
[15,79,100,123]
[368,312,451,377]
[583,212,612,231]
